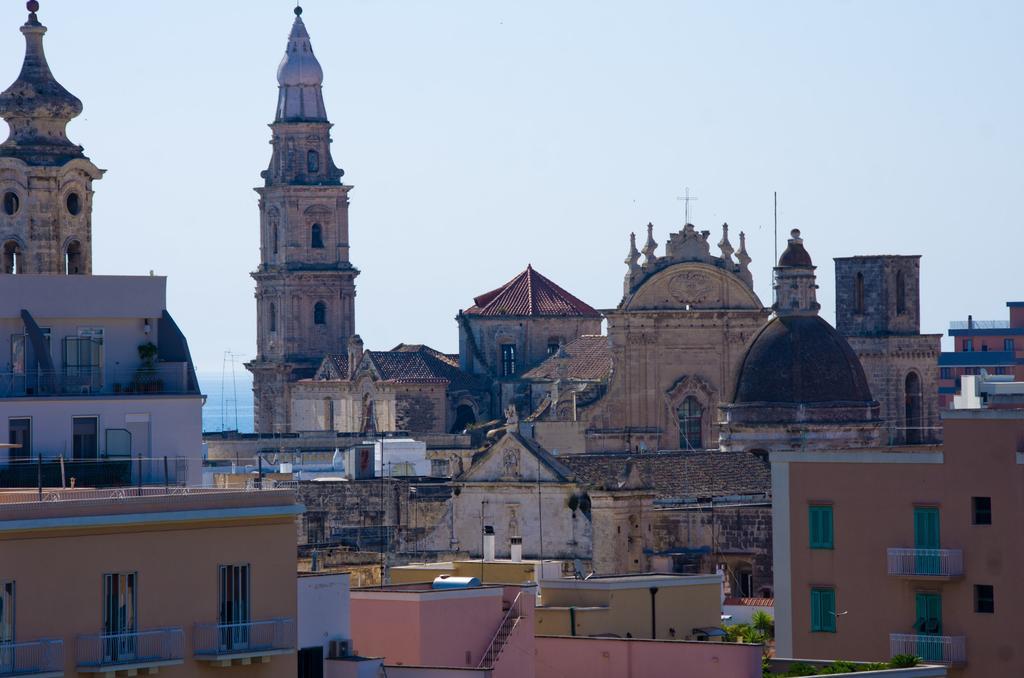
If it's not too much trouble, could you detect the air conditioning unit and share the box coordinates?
[328,639,352,659]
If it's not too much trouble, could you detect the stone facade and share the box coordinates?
[835,255,941,444]
[247,11,358,433]
[0,7,103,275]
[582,222,768,452]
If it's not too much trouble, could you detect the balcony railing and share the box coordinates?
[193,619,295,659]
[887,548,964,577]
[0,639,63,676]
[0,364,196,398]
[77,627,184,670]
[890,633,966,666]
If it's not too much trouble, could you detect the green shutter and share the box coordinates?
[811,588,836,633]
[809,506,833,549]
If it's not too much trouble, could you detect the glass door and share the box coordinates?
[218,565,250,651]
[913,507,940,574]
[102,573,137,662]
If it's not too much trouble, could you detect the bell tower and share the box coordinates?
[0,1,103,275]
[246,6,358,434]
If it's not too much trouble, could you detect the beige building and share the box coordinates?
[0,486,301,676]
[773,404,1024,676]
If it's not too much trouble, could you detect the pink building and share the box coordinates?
[349,582,535,678]
[774,403,1024,676]
[938,303,1024,408]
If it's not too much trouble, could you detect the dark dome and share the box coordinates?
[777,229,813,267]
[733,315,873,404]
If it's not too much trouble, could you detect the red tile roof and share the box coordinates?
[724,597,775,607]
[523,335,611,381]
[464,265,601,318]
[367,346,488,391]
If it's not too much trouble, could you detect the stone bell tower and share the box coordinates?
[246,6,358,434]
[0,1,103,275]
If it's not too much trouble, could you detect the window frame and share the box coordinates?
[971,496,992,525]
[974,584,994,614]
[809,504,834,549]
[677,396,703,450]
[810,587,836,633]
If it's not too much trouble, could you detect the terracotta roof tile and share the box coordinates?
[724,597,774,607]
[464,265,601,318]
[523,335,611,381]
[560,450,771,501]
[368,346,487,391]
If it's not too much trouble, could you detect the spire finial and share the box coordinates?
[717,222,734,262]
[625,232,640,271]
[641,222,658,265]
[294,4,303,16]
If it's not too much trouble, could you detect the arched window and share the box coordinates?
[2,241,21,274]
[905,372,923,444]
[311,223,324,249]
[896,270,906,315]
[451,404,476,433]
[314,301,327,325]
[2,192,18,216]
[65,240,83,275]
[323,397,334,431]
[269,302,277,333]
[677,396,702,450]
[854,272,865,315]
[307,150,320,174]
[500,344,517,377]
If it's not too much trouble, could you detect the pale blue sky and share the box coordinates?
[3,1,1022,371]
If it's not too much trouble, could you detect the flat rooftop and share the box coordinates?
[541,572,721,589]
[0,274,167,319]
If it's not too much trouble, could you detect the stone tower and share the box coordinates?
[246,6,358,433]
[834,255,941,444]
[0,1,103,275]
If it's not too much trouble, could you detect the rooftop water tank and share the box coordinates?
[432,575,481,590]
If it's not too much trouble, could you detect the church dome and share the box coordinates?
[777,228,813,267]
[276,10,324,88]
[733,314,873,404]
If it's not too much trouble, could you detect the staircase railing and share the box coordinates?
[478,592,523,668]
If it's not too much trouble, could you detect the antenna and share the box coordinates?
[773,191,778,265]
[677,187,699,224]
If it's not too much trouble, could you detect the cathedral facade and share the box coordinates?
[247,8,358,433]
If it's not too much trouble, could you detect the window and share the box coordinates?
[1005,339,1015,352]
[896,270,906,315]
[313,302,326,325]
[810,588,836,632]
[66,192,81,216]
[307,150,320,174]
[272,223,279,256]
[65,240,83,275]
[547,341,560,356]
[219,564,251,650]
[298,646,325,678]
[311,223,324,249]
[500,344,516,377]
[940,367,952,380]
[72,416,98,460]
[677,396,702,450]
[974,585,994,614]
[964,339,973,352]
[8,418,30,461]
[2,241,21,274]
[269,303,277,333]
[0,581,13,644]
[2,192,18,216]
[306,514,325,544]
[64,328,104,390]
[972,497,991,525]
[809,505,834,549]
[981,344,988,352]
[905,372,923,444]
[854,272,864,315]
[103,572,137,662]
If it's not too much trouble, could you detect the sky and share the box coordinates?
[2,0,1022,373]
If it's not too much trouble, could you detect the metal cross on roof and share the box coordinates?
[677,187,698,224]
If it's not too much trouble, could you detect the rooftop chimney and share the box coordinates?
[483,525,495,562]
[510,535,523,563]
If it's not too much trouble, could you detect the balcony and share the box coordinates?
[76,628,184,675]
[193,619,295,667]
[886,548,964,579]
[890,633,966,666]
[0,364,197,398]
[0,639,63,677]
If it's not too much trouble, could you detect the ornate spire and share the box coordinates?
[736,230,753,286]
[773,229,820,316]
[641,222,658,265]
[0,1,86,165]
[276,5,328,122]
[717,222,734,262]
[624,232,640,271]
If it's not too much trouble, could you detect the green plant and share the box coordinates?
[888,654,921,668]
[780,663,819,677]
[752,610,775,640]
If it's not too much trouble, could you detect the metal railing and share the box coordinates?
[0,456,190,490]
[0,639,63,676]
[77,627,184,668]
[949,319,1010,330]
[0,364,196,398]
[890,633,966,665]
[887,548,964,577]
[193,619,294,657]
[478,592,523,668]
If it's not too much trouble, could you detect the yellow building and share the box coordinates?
[535,573,723,642]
